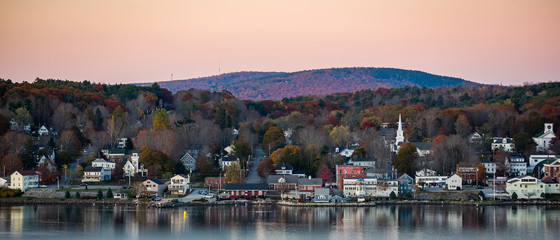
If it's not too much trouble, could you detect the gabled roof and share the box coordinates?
[92,158,107,163]
[314,188,330,195]
[351,157,375,162]
[267,174,299,184]
[411,142,433,151]
[298,178,323,186]
[172,174,188,179]
[146,178,165,185]
[398,173,413,180]
[225,183,268,191]
[15,170,37,176]
[275,162,293,171]
[220,156,239,162]
[84,166,103,172]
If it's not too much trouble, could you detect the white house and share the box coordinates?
[343,178,377,197]
[415,168,437,177]
[38,125,49,137]
[337,147,356,159]
[179,151,197,172]
[528,155,558,173]
[92,158,116,171]
[470,132,482,143]
[169,174,190,195]
[415,176,448,188]
[492,137,515,152]
[116,138,127,149]
[533,123,556,152]
[506,175,545,199]
[275,162,294,175]
[342,178,398,197]
[219,156,240,170]
[123,152,147,177]
[0,177,9,188]
[506,155,527,177]
[480,159,497,175]
[9,170,39,192]
[446,174,462,190]
[82,167,111,182]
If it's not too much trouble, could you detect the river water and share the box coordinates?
[0,204,558,240]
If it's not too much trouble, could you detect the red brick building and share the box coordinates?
[205,177,227,189]
[544,159,560,178]
[336,165,366,189]
[225,184,268,199]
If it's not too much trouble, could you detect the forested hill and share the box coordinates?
[138,67,480,100]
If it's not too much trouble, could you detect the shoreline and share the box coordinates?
[1,198,559,207]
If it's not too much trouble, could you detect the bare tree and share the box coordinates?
[295,126,328,147]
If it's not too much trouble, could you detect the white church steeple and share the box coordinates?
[396,114,404,144]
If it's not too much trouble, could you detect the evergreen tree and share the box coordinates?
[75,191,81,198]
[511,192,518,200]
[107,188,113,198]
[65,190,70,198]
[97,189,103,199]
[95,108,103,130]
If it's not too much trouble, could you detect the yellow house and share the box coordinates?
[9,170,39,192]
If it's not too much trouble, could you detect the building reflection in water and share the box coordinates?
[0,204,559,239]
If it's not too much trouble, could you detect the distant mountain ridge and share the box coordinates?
[136,67,479,100]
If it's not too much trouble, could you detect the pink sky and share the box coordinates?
[1,0,559,85]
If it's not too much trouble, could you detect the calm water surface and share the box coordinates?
[0,204,558,240]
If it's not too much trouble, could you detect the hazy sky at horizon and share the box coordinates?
[1,0,559,85]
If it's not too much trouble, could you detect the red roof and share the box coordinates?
[17,170,37,176]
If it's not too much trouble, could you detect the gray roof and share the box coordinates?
[479,159,494,164]
[267,175,299,184]
[275,162,294,171]
[220,156,239,162]
[147,179,165,185]
[225,183,268,191]
[298,178,323,186]
[292,170,306,175]
[411,142,433,151]
[352,157,374,162]
[84,166,103,172]
[314,188,330,195]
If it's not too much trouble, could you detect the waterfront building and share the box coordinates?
[506,175,545,199]
[313,188,331,202]
[415,176,448,188]
[205,177,227,189]
[168,174,190,195]
[543,159,560,178]
[336,165,367,189]
[267,175,298,190]
[0,177,8,188]
[92,158,115,171]
[142,179,168,197]
[348,157,376,171]
[415,168,437,177]
[9,170,39,192]
[398,173,414,194]
[225,183,268,198]
[297,177,323,198]
[446,174,462,190]
[456,164,477,184]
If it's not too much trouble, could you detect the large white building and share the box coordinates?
[533,123,556,152]
[492,137,515,152]
[415,176,448,188]
[343,178,399,197]
[9,170,39,192]
[506,175,545,199]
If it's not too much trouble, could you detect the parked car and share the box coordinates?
[122,185,132,189]
[80,183,87,186]
[38,185,47,188]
